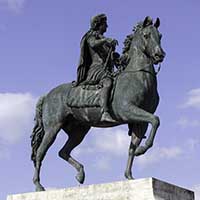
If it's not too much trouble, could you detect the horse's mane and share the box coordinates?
[122,22,143,54]
[120,22,143,69]
[122,34,133,54]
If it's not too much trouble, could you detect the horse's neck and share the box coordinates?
[125,46,153,72]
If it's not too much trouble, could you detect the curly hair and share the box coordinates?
[90,14,107,31]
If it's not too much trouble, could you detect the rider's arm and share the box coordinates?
[87,35,108,48]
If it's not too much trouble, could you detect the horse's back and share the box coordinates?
[42,83,72,124]
[46,82,72,97]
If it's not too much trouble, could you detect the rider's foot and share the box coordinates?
[72,81,78,87]
[101,111,115,122]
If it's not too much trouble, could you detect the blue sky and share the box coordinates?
[0,0,200,199]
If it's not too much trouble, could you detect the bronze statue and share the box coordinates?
[31,15,165,191]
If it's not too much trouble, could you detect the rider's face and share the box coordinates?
[99,21,108,34]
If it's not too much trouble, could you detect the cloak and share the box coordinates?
[76,31,92,84]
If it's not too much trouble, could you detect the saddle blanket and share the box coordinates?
[67,85,101,108]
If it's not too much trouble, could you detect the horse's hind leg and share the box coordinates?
[33,124,61,191]
[59,124,90,184]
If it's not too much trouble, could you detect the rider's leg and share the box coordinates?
[102,78,112,112]
[101,77,115,122]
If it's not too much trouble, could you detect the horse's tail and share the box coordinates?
[31,95,46,166]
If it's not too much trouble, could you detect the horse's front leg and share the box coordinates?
[117,105,160,156]
[125,123,148,179]
[125,133,142,180]
[134,115,160,156]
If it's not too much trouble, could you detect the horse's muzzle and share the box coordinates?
[153,51,166,64]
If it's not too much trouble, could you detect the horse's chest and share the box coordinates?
[141,73,157,94]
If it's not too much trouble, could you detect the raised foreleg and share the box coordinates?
[118,105,160,156]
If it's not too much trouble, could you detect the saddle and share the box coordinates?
[67,79,117,108]
[67,83,102,108]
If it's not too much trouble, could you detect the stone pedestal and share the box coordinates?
[7,177,194,200]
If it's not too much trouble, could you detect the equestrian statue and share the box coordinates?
[31,14,166,191]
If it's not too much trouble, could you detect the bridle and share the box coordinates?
[121,63,161,77]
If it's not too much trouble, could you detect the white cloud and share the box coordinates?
[187,138,200,151]
[94,128,129,156]
[0,0,26,13]
[73,128,198,170]
[192,184,200,200]
[136,145,183,167]
[72,128,129,171]
[74,128,186,169]
[0,141,10,159]
[177,116,200,128]
[72,146,94,157]
[0,93,37,143]
[181,88,200,109]
[93,156,111,171]
[73,127,130,158]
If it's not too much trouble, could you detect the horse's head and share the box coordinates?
[132,16,166,64]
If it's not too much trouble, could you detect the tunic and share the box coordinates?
[76,30,113,85]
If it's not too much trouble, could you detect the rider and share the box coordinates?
[74,13,119,122]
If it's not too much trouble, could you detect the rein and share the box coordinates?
[122,69,157,78]
[121,63,161,77]
[156,63,161,75]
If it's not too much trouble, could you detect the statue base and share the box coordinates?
[7,177,194,200]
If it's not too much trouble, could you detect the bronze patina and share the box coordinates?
[31,15,165,191]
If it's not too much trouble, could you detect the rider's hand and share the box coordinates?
[106,38,118,50]
[111,39,118,47]
[106,38,113,45]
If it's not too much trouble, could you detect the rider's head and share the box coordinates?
[90,14,107,33]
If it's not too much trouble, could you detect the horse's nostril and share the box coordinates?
[155,53,164,59]
[160,54,164,59]
[155,54,161,59]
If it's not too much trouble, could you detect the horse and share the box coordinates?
[31,16,165,191]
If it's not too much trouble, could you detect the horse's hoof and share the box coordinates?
[75,169,85,184]
[134,146,147,156]
[36,185,45,192]
[124,172,134,180]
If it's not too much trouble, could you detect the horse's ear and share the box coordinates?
[143,16,153,27]
[154,18,160,28]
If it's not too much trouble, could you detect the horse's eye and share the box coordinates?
[144,33,150,39]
